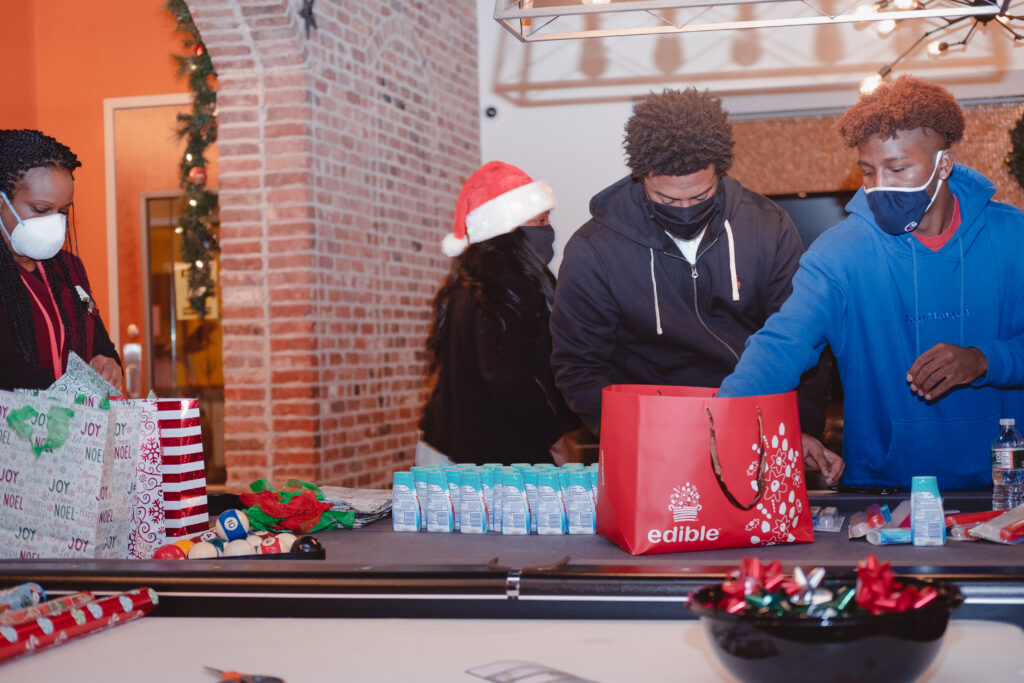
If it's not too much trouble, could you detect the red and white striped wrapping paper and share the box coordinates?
[155,399,209,538]
[0,588,158,663]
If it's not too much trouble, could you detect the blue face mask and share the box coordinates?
[864,151,946,235]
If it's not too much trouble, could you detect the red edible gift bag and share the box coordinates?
[596,385,814,555]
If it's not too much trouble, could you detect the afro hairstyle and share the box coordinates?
[836,75,965,149]
[623,88,734,178]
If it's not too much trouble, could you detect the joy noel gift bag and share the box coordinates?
[42,394,141,559]
[0,391,111,559]
[596,385,814,555]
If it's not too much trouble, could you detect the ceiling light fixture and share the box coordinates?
[860,0,1023,93]
[493,0,1004,42]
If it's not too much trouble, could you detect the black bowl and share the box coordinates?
[687,576,963,683]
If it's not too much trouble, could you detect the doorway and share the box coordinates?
[105,95,225,485]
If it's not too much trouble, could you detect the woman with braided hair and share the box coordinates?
[0,129,122,390]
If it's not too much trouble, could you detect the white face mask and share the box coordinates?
[0,192,67,261]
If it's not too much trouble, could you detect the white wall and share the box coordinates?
[476,0,1024,271]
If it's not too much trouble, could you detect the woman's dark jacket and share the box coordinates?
[420,243,579,465]
[0,250,119,390]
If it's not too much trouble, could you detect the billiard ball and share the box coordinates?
[291,535,322,554]
[215,510,250,541]
[187,541,220,559]
[197,529,219,543]
[172,538,195,556]
[274,532,298,552]
[152,543,186,560]
[257,537,284,554]
[246,532,269,549]
[223,539,256,556]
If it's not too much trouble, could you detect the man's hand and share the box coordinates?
[801,433,844,486]
[90,355,124,393]
[549,434,582,466]
[907,343,987,401]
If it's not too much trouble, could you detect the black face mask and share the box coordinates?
[645,187,720,241]
[519,224,555,265]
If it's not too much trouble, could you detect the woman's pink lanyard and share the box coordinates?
[20,263,67,380]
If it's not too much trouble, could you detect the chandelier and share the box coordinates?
[859,1,1023,93]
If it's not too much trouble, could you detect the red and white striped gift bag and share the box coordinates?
[155,399,209,537]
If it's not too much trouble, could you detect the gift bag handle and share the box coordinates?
[706,405,767,511]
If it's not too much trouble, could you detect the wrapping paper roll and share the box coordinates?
[0,583,45,613]
[0,588,158,663]
[0,593,93,627]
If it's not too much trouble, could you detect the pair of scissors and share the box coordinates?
[204,666,286,683]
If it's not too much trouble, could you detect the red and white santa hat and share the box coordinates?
[442,161,555,257]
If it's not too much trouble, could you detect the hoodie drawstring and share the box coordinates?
[723,219,740,302]
[911,238,921,358]
[958,237,965,346]
[649,248,663,336]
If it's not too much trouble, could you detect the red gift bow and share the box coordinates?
[239,489,334,535]
[718,557,798,613]
[855,554,938,614]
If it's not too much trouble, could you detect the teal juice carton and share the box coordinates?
[459,470,488,533]
[392,471,421,532]
[479,468,495,531]
[566,470,596,534]
[444,468,462,531]
[588,467,599,507]
[911,475,945,546]
[490,466,505,532]
[425,470,454,532]
[536,470,567,535]
[411,467,430,530]
[522,469,539,534]
[500,469,530,535]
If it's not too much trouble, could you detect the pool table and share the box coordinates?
[0,490,1021,627]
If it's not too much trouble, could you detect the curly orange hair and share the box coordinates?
[836,75,964,149]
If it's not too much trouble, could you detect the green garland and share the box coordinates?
[166,0,219,317]
[1007,109,1024,192]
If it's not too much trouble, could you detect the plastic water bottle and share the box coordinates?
[991,418,1024,509]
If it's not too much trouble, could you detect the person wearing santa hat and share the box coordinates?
[418,161,580,466]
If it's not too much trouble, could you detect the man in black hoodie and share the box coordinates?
[550,88,830,455]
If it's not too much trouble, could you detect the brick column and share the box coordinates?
[187,0,480,489]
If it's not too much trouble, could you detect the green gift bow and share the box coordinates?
[7,405,76,458]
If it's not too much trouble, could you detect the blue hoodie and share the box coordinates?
[719,165,1024,490]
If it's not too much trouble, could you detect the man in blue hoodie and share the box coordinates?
[551,88,829,453]
[720,76,1024,491]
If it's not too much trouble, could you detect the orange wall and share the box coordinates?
[1,3,37,126]
[2,0,190,328]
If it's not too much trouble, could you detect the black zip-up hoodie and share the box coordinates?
[550,175,828,436]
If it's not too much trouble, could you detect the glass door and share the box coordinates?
[145,194,225,485]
